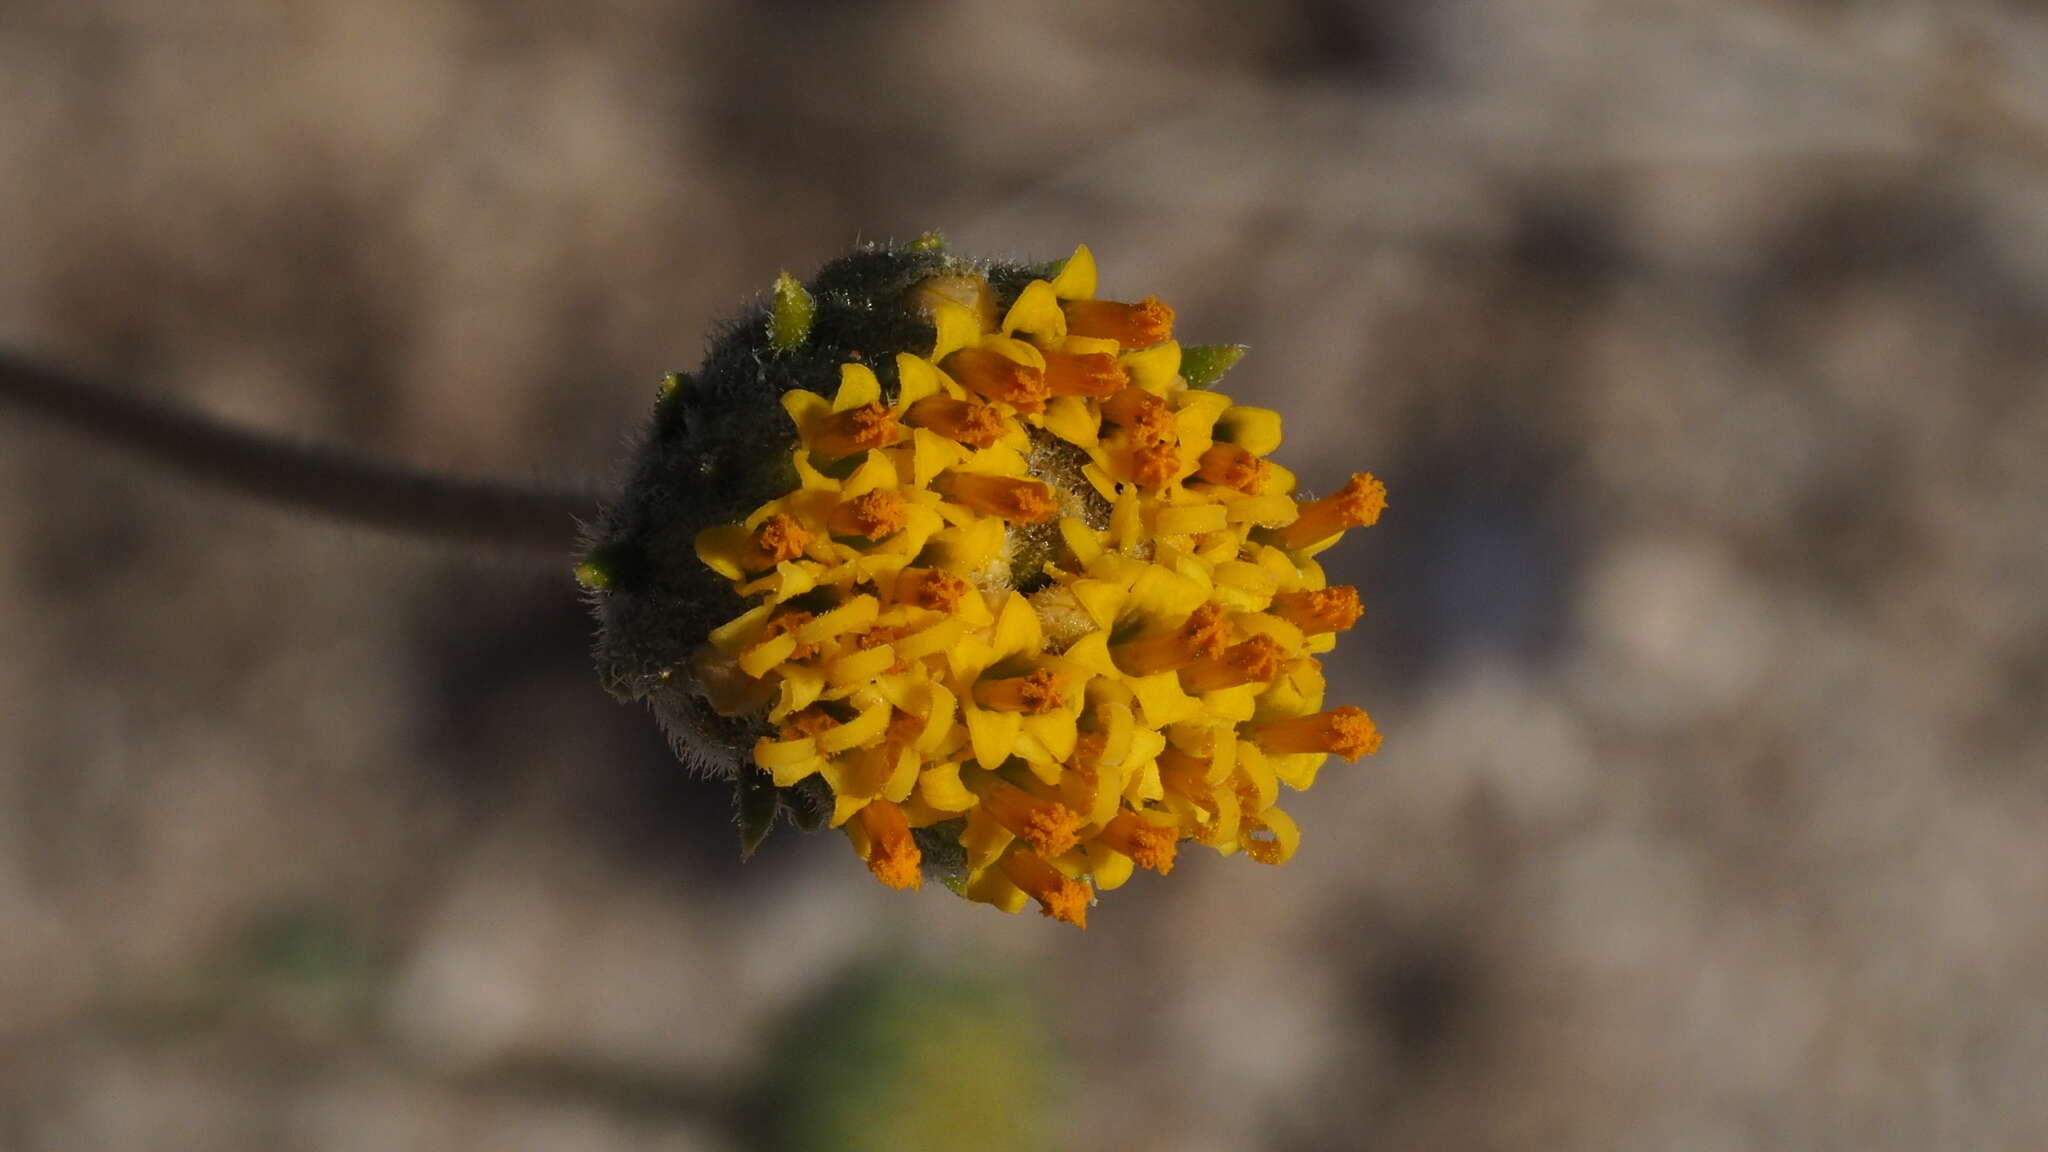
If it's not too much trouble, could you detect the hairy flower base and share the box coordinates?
[691,244,1383,926]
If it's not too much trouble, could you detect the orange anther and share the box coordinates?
[1245,706,1380,761]
[905,395,1008,448]
[1060,296,1174,348]
[1275,473,1386,550]
[944,347,1049,413]
[1042,350,1128,398]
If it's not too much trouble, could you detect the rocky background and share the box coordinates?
[3,2,2045,1149]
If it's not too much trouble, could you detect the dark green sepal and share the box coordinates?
[767,271,815,355]
[1180,344,1248,389]
[914,820,970,889]
[736,764,782,859]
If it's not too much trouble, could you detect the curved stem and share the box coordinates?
[0,349,601,554]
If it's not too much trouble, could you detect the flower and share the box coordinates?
[583,238,1384,926]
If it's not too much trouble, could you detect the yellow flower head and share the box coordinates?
[584,238,1384,926]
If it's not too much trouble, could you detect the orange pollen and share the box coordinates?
[1114,602,1231,676]
[937,471,1057,523]
[1156,744,1214,796]
[1241,815,1290,866]
[748,514,811,568]
[1099,811,1178,875]
[857,801,922,890]
[1061,296,1175,348]
[812,403,902,460]
[883,708,926,749]
[975,667,1066,714]
[1071,730,1107,770]
[982,780,1084,858]
[944,347,1049,413]
[857,625,914,672]
[828,489,909,539]
[1269,586,1364,634]
[1100,387,1174,444]
[1130,442,1182,488]
[897,566,970,612]
[760,611,819,661]
[905,395,1007,449]
[1180,632,1288,694]
[1042,350,1128,398]
[784,705,837,740]
[1196,442,1271,495]
[1248,706,1381,761]
[1275,472,1387,550]
[999,848,1091,928]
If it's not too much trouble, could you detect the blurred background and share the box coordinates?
[3,1,2045,1149]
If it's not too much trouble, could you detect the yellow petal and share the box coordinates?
[738,631,799,678]
[1082,841,1137,891]
[841,451,899,497]
[1217,406,1283,456]
[1082,461,1121,505]
[754,734,816,770]
[1059,518,1105,568]
[827,644,898,688]
[895,353,944,407]
[1069,579,1127,632]
[791,450,838,491]
[911,427,969,489]
[1000,279,1067,343]
[916,761,976,812]
[1243,806,1301,865]
[1123,751,1164,803]
[693,523,753,581]
[1237,743,1279,811]
[771,664,827,720]
[1121,341,1181,395]
[1062,334,1120,356]
[1224,493,1299,526]
[1049,243,1097,300]
[1022,712,1078,763]
[1128,672,1202,728]
[896,616,969,662]
[1199,683,1260,724]
[1126,563,1206,618]
[781,388,831,433]
[962,807,1019,872]
[1061,631,1120,679]
[834,363,881,412]
[1012,735,1063,787]
[990,591,1044,658]
[919,682,958,754]
[798,595,879,645]
[979,334,1046,372]
[1098,700,1136,768]
[1213,560,1278,598]
[707,603,774,655]
[963,865,1030,913]
[827,790,867,828]
[1270,751,1325,791]
[1041,395,1099,447]
[818,700,894,755]
[1153,503,1229,537]
[883,746,920,803]
[930,300,983,361]
[944,634,999,686]
[1111,487,1144,553]
[965,705,1023,771]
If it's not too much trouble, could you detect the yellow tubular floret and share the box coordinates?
[692,247,1385,923]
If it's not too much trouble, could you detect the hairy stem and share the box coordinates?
[0,349,600,554]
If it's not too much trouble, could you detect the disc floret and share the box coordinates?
[597,241,1386,926]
